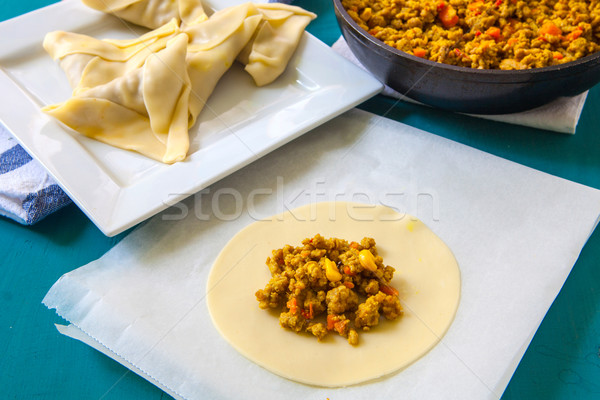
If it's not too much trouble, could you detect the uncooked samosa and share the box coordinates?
[41,1,318,163]
[237,3,316,86]
[44,19,180,93]
[183,2,263,126]
[82,0,207,29]
[43,34,192,164]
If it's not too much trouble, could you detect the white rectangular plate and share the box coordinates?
[0,0,382,236]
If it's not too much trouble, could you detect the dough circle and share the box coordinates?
[207,202,461,387]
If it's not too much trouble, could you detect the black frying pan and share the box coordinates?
[332,0,600,114]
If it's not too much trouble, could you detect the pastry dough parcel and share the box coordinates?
[82,0,207,29]
[43,34,191,163]
[42,1,315,163]
[237,3,316,86]
[183,2,264,126]
[43,19,181,93]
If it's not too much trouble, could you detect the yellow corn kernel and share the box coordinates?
[324,258,342,282]
[360,7,372,22]
[359,249,378,272]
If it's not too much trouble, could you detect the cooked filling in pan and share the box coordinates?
[342,0,600,69]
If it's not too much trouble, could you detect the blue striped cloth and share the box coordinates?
[0,123,71,224]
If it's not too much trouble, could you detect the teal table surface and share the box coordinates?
[1,1,599,399]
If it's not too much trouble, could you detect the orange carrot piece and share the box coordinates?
[467,1,483,11]
[565,27,583,41]
[486,26,502,40]
[539,21,562,36]
[333,320,348,335]
[326,314,336,330]
[413,47,427,58]
[438,4,459,28]
[287,298,298,315]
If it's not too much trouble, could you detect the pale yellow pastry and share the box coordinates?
[42,1,316,163]
[43,19,180,93]
[183,2,263,125]
[237,3,316,86]
[207,202,461,387]
[82,0,207,29]
[42,3,265,163]
[43,34,191,164]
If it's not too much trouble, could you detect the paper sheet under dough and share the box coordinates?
[43,109,600,400]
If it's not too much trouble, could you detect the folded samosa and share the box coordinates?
[44,19,181,93]
[237,3,316,86]
[42,2,316,163]
[43,34,191,164]
[82,0,207,29]
[81,0,315,87]
[183,2,263,125]
[42,4,264,163]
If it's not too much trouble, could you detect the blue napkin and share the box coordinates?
[0,123,71,224]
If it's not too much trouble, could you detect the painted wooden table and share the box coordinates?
[1,1,599,398]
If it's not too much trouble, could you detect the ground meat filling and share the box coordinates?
[255,234,403,346]
[342,0,600,69]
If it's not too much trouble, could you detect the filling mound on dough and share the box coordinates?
[255,234,403,346]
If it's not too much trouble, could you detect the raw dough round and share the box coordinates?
[207,202,461,387]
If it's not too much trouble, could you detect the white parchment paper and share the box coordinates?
[44,109,600,400]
